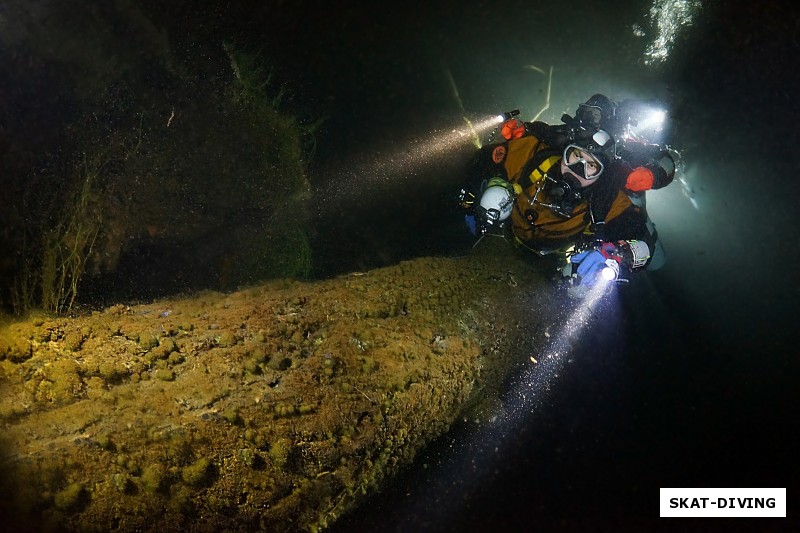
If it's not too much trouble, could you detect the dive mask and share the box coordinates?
[562,129,613,180]
[575,104,603,128]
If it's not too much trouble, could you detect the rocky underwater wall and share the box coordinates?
[0,247,559,532]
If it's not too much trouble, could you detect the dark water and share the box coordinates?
[5,0,798,530]
[176,1,799,530]
[272,2,798,531]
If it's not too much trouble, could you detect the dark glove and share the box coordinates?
[458,188,476,209]
[464,214,478,236]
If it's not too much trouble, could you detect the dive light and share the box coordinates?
[497,109,520,123]
[600,259,620,282]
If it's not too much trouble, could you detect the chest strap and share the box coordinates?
[519,155,561,191]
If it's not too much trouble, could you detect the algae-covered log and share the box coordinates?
[0,247,558,532]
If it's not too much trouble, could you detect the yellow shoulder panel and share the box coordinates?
[504,137,541,182]
[605,191,635,221]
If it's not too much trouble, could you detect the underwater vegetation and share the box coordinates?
[0,1,317,317]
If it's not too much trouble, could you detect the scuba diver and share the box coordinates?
[495,94,678,194]
[459,114,672,288]
[570,93,678,193]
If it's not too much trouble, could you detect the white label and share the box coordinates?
[660,488,786,518]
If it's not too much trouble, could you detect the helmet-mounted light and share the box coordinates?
[638,108,666,131]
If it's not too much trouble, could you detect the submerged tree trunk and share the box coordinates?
[0,244,562,532]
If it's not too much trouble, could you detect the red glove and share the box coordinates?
[625,166,655,192]
[501,118,526,140]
